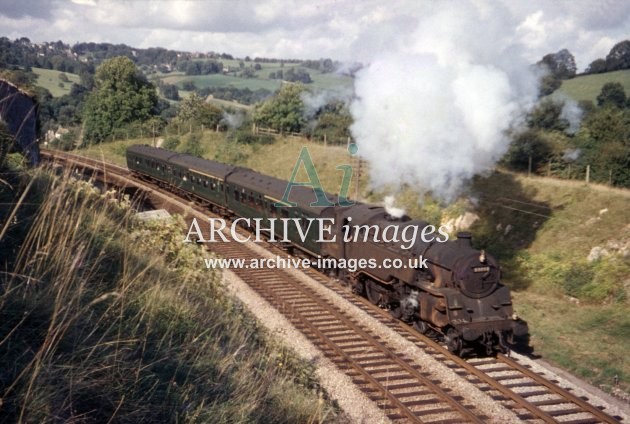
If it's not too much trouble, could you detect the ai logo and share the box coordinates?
[275,144,358,208]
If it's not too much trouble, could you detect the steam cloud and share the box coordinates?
[222,111,245,129]
[384,195,406,218]
[559,98,583,134]
[349,3,541,203]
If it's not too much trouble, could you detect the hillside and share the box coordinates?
[32,67,80,97]
[152,62,352,98]
[552,69,630,103]
[72,132,630,397]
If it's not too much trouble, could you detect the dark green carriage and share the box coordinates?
[225,169,335,256]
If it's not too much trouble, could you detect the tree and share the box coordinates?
[574,107,630,186]
[182,81,197,91]
[503,129,551,171]
[596,82,627,108]
[538,48,577,80]
[253,84,307,132]
[176,93,223,130]
[526,99,571,131]
[311,100,352,143]
[538,74,561,96]
[161,83,180,100]
[605,40,630,71]
[586,58,607,74]
[83,56,158,143]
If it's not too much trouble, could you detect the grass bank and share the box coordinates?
[31,67,81,97]
[0,163,343,422]
[553,69,630,103]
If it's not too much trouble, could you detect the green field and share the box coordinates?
[155,61,353,96]
[553,69,630,103]
[161,72,283,91]
[32,67,81,97]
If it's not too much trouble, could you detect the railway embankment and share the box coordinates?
[0,164,344,423]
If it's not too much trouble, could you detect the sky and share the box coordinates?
[0,0,629,71]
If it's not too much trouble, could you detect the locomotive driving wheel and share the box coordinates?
[365,280,383,306]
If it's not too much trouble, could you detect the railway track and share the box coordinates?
[39,149,624,423]
[294,264,622,423]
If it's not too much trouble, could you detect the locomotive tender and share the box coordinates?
[127,144,528,355]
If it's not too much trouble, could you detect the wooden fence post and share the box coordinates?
[586,165,590,184]
[609,169,612,185]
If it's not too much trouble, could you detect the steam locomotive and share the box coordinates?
[127,144,528,355]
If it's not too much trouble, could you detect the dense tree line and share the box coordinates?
[301,58,338,73]
[269,67,313,83]
[504,82,630,187]
[196,86,272,105]
[585,40,630,74]
[0,37,92,76]
[253,84,351,142]
[179,59,223,75]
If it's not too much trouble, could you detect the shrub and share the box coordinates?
[161,136,180,150]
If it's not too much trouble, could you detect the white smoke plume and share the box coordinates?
[563,148,581,162]
[222,111,245,129]
[349,2,540,203]
[383,195,406,218]
[560,98,583,134]
[301,89,353,120]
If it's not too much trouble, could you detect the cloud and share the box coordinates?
[0,0,628,69]
[0,0,55,19]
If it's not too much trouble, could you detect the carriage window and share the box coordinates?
[281,208,289,219]
[234,190,240,201]
[204,180,208,187]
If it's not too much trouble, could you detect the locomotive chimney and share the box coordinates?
[456,232,472,247]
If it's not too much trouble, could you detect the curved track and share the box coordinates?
[40,149,623,423]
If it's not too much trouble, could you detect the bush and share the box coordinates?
[228,128,275,145]
[215,141,249,164]
[180,132,204,157]
[503,129,551,171]
[161,136,180,150]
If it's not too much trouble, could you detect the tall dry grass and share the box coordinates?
[0,168,342,423]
